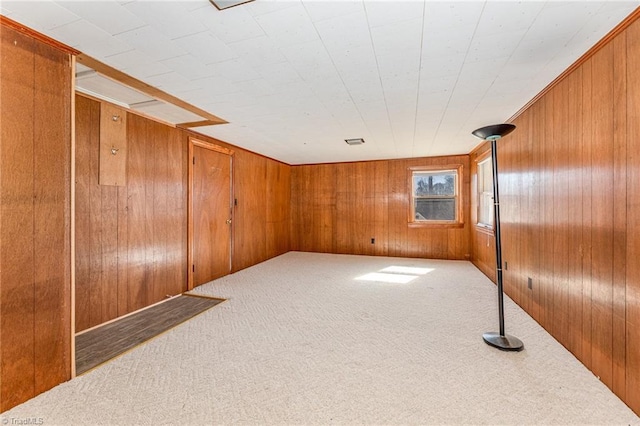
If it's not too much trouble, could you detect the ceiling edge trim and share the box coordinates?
[176,120,222,129]
[507,6,640,123]
[292,153,469,168]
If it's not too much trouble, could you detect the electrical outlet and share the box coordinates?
[528,277,533,290]
[371,238,375,244]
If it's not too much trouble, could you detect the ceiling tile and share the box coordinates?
[49,20,133,57]
[120,60,174,80]
[244,0,300,17]
[103,49,157,74]
[190,4,266,44]
[208,59,261,83]
[364,1,424,28]
[467,30,528,62]
[173,32,238,65]
[474,1,545,37]
[424,1,484,30]
[145,71,200,94]
[56,1,145,35]
[370,17,423,58]
[228,35,288,67]
[253,4,320,47]
[161,54,214,81]
[115,26,184,62]
[257,62,304,87]
[303,1,364,23]
[3,1,80,30]
[314,10,370,46]
[123,1,207,40]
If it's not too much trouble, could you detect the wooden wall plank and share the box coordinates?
[580,57,594,371]
[611,33,628,400]
[266,161,291,258]
[74,95,94,331]
[88,101,103,324]
[151,121,169,300]
[100,185,118,321]
[166,127,187,297]
[314,164,337,253]
[33,40,72,395]
[0,26,36,411]
[528,101,542,323]
[124,113,148,313]
[232,153,267,271]
[374,161,389,256]
[550,81,570,347]
[566,69,584,358]
[388,159,408,257]
[142,118,156,305]
[590,43,615,390]
[116,182,129,316]
[1,23,71,411]
[625,18,640,415]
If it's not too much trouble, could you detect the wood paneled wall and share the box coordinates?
[290,156,470,259]
[75,95,187,331]
[0,24,72,411]
[470,17,640,415]
[75,95,290,332]
[231,143,291,271]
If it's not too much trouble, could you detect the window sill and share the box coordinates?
[475,224,494,235]
[408,221,465,229]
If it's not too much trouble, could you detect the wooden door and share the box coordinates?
[189,140,233,289]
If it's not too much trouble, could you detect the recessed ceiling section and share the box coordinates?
[75,62,221,127]
[75,68,154,108]
[130,100,206,125]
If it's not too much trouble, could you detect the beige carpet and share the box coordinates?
[3,252,638,425]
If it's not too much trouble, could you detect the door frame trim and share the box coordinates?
[187,137,234,290]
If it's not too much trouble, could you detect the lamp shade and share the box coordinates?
[472,124,516,141]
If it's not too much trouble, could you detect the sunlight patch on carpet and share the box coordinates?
[355,272,418,284]
[380,265,434,275]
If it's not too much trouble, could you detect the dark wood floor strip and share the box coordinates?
[75,294,225,375]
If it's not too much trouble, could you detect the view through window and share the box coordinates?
[477,158,493,227]
[410,168,459,223]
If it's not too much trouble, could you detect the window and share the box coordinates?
[477,157,493,227]
[409,166,462,224]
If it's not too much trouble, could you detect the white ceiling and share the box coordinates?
[2,0,638,164]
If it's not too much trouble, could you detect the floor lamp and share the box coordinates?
[472,124,524,352]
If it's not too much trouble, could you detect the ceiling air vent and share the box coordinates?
[345,138,365,146]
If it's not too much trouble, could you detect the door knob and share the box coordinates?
[226,219,232,224]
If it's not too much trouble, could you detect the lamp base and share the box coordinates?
[483,332,524,351]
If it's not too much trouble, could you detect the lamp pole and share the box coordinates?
[472,124,523,352]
